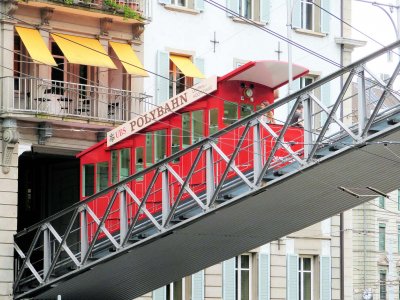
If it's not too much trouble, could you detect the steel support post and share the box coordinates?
[253,122,262,184]
[303,96,313,160]
[357,67,367,135]
[80,208,89,263]
[205,144,215,207]
[119,188,128,245]
[43,226,51,278]
[161,167,170,227]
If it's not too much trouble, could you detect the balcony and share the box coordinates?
[0,77,152,124]
[22,0,152,21]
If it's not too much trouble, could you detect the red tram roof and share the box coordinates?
[218,60,309,88]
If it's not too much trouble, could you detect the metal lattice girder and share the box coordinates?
[13,40,400,299]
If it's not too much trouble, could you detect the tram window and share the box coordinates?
[120,149,130,181]
[135,147,144,180]
[96,162,108,192]
[155,130,166,163]
[182,112,191,148]
[192,110,204,143]
[240,104,253,119]
[111,151,118,184]
[83,164,94,197]
[171,128,181,162]
[224,101,238,125]
[209,108,219,135]
[146,132,153,166]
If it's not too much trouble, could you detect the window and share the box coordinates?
[224,101,238,126]
[83,164,94,197]
[380,270,387,300]
[166,277,191,300]
[235,254,251,300]
[293,0,329,34]
[171,128,181,161]
[209,108,219,135]
[135,147,144,180]
[171,0,186,7]
[182,110,204,147]
[111,148,131,184]
[169,55,194,98]
[228,0,270,23]
[240,104,254,119]
[379,196,385,209]
[298,256,313,300]
[96,162,108,192]
[379,223,386,252]
[146,130,167,165]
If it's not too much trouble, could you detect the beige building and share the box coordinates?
[0,1,148,298]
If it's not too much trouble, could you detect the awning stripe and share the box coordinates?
[169,55,205,79]
[15,27,57,66]
[51,33,116,69]
[109,41,148,77]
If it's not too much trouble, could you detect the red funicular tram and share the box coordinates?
[77,60,309,240]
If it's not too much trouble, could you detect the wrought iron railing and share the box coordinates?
[1,77,152,123]
[12,40,400,298]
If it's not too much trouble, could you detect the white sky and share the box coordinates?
[352,0,399,60]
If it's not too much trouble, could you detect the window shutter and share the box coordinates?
[286,254,299,300]
[226,0,239,16]
[153,286,166,300]
[291,0,301,28]
[195,0,205,11]
[320,0,330,33]
[192,270,204,300]
[156,50,170,104]
[258,253,270,300]
[259,0,271,23]
[320,256,332,300]
[223,258,235,300]
[194,57,205,85]
[158,0,171,4]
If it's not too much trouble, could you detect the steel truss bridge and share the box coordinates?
[13,41,400,299]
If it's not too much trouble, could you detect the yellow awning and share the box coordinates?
[170,55,205,79]
[15,27,57,66]
[109,41,148,77]
[51,33,116,69]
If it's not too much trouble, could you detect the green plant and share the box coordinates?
[103,0,141,20]
[64,0,74,4]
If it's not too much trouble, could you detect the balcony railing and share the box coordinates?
[1,77,152,123]
[44,0,152,20]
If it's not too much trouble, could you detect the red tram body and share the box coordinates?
[77,61,309,240]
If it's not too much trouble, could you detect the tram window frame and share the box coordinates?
[192,110,204,144]
[224,101,238,126]
[111,148,131,185]
[82,164,95,197]
[240,104,254,119]
[209,108,219,135]
[146,132,153,166]
[145,130,167,165]
[171,128,181,162]
[96,162,109,193]
[135,147,144,180]
[182,112,191,148]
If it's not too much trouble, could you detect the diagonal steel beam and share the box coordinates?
[258,118,304,165]
[209,122,251,207]
[210,142,254,189]
[44,208,80,282]
[256,98,301,186]
[122,169,160,247]
[307,72,357,161]
[14,227,42,292]
[123,185,162,231]
[14,242,43,286]
[364,66,400,103]
[81,190,119,265]
[362,60,400,137]
[164,147,206,227]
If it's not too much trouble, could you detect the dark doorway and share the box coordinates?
[18,152,80,231]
